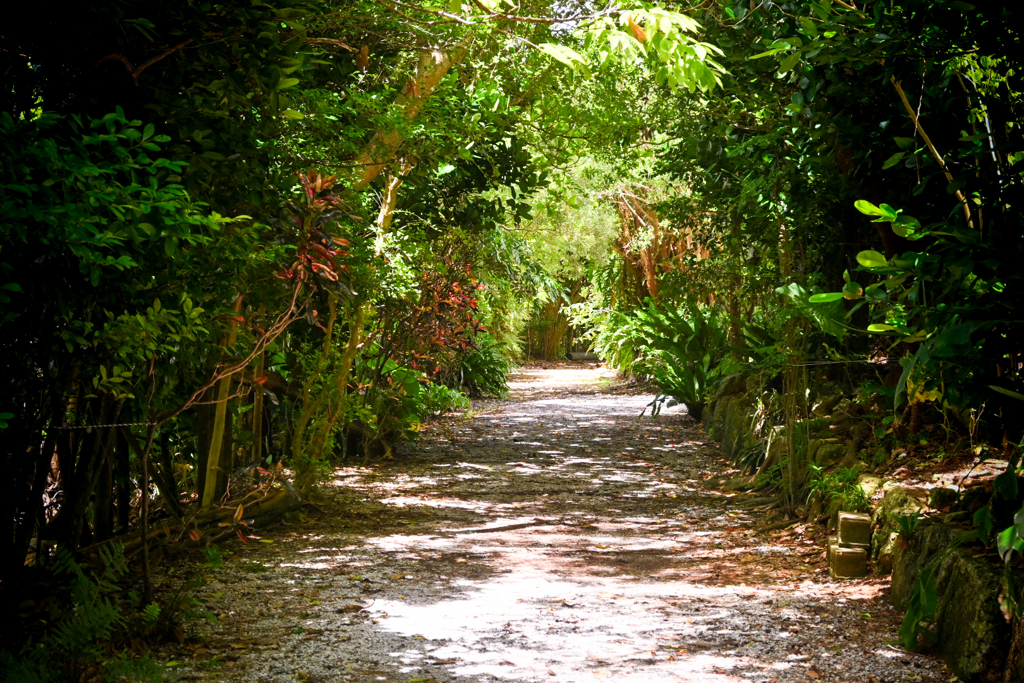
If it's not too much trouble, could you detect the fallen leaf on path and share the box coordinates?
[807,667,821,679]
[337,604,365,613]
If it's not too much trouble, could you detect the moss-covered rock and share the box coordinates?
[858,474,886,500]
[815,442,847,467]
[929,486,959,510]
[705,392,758,460]
[811,395,843,417]
[872,486,927,574]
[1002,573,1024,683]
[892,524,1009,681]
[954,485,991,513]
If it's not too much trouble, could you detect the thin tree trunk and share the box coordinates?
[348,39,472,192]
[115,431,131,533]
[252,351,265,468]
[94,457,113,542]
[201,294,244,508]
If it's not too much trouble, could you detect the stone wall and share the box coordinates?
[703,376,1024,682]
[877,488,1023,682]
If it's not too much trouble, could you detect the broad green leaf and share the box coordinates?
[779,51,801,73]
[998,526,1017,562]
[537,43,587,70]
[854,199,883,216]
[1014,507,1024,538]
[856,250,888,268]
[868,324,897,332]
[808,292,844,303]
[881,152,905,169]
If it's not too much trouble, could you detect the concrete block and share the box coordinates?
[830,545,868,578]
[838,511,872,547]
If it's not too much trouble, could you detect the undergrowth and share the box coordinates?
[1,545,164,682]
[806,463,871,515]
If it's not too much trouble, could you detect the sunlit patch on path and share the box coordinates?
[165,363,950,683]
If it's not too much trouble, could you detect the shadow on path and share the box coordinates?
[163,363,949,683]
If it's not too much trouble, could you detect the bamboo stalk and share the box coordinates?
[891,77,973,228]
[201,294,244,508]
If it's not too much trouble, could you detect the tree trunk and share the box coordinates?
[347,39,472,192]
[94,456,114,542]
[115,430,131,533]
[252,351,265,467]
[201,294,244,508]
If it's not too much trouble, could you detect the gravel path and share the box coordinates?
[162,364,952,683]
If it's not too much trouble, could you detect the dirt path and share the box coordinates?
[162,364,951,683]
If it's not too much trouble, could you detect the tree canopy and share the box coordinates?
[2,0,1023,672]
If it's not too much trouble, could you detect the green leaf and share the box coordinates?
[276,77,301,90]
[868,324,897,332]
[856,250,888,268]
[808,292,844,303]
[748,47,789,60]
[881,152,905,169]
[281,109,305,120]
[895,353,917,410]
[998,526,1018,563]
[854,199,883,217]
[990,386,1024,402]
[946,176,967,195]
[537,43,587,70]
[779,51,801,73]
[1013,507,1024,538]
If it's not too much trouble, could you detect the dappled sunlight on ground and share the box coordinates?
[159,363,949,683]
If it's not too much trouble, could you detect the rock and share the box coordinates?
[955,486,991,514]
[849,421,872,445]
[806,439,821,465]
[944,510,974,525]
[892,524,1009,681]
[858,474,886,500]
[814,442,846,468]
[712,373,746,401]
[833,398,857,416]
[812,395,843,417]
[871,486,926,573]
[722,475,756,491]
[929,486,959,510]
[706,394,758,460]
[872,486,927,527]
[1002,572,1024,683]
[838,440,861,469]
